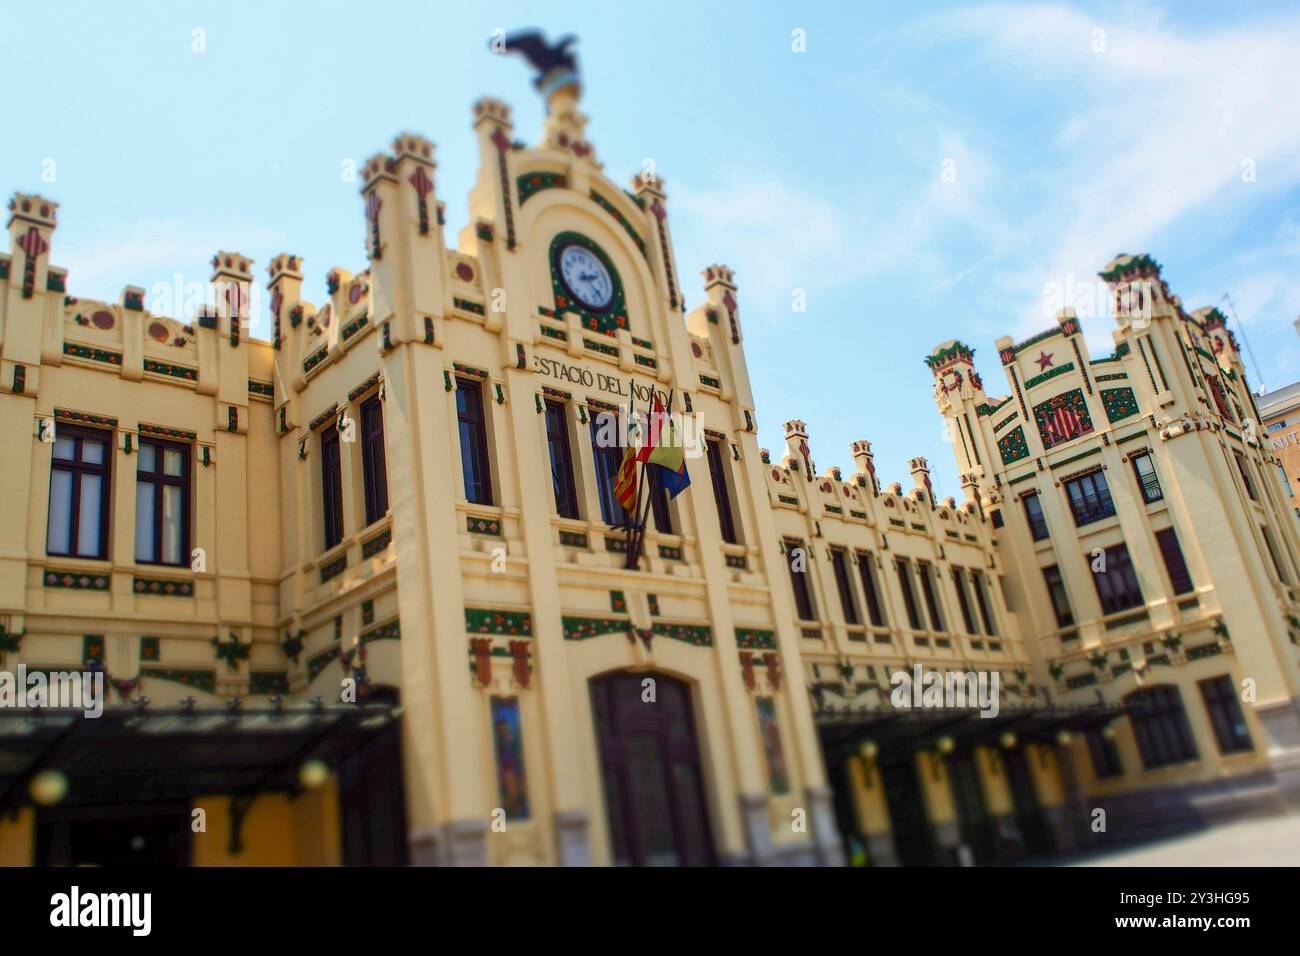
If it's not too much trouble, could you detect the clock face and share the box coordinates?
[557,244,614,311]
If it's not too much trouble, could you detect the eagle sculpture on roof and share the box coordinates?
[497,30,580,92]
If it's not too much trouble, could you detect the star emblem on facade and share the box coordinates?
[1035,351,1054,371]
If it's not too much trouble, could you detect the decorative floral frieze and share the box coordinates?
[133,576,193,597]
[465,608,532,636]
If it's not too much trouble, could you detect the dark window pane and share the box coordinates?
[361,396,389,525]
[896,559,922,631]
[544,400,579,519]
[1131,453,1162,503]
[457,380,494,505]
[855,553,886,627]
[1084,727,1123,778]
[952,568,977,634]
[321,426,344,549]
[589,416,624,526]
[830,549,858,625]
[971,570,997,635]
[46,426,111,560]
[1125,685,1198,769]
[918,562,944,631]
[1155,527,1193,595]
[1042,565,1074,628]
[787,542,816,621]
[1022,493,1049,540]
[1198,675,1252,755]
[137,437,190,566]
[1065,470,1115,526]
[1091,544,1144,614]
[705,439,738,544]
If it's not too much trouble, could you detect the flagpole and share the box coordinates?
[631,387,674,568]
[625,379,646,569]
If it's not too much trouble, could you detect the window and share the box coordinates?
[917,562,945,631]
[1261,524,1289,584]
[855,552,886,627]
[135,438,190,565]
[320,425,344,550]
[1154,527,1193,595]
[896,559,923,631]
[1091,544,1143,614]
[705,438,738,544]
[1064,470,1115,526]
[1125,685,1198,769]
[787,542,816,621]
[360,395,389,526]
[1199,675,1253,754]
[830,549,859,625]
[457,379,494,505]
[544,400,579,519]
[47,425,111,559]
[990,509,1004,529]
[971,570,998,635]
[951,568,977,634]
[1130,452,1162,504]
[1021,492,1049,541]
[1042,565,1074,628]
[589,416,624,526]
[1267,420,1287,433]
[1084,727,1123,779]
[1278,464,1293,498]
[1234,451,1256,501]
[648,481,673,534]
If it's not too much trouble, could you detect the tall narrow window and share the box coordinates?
[951,568,977,634]
[1064,469,1115,526]
[896,559,923,631]
[320,424,344,550]
[971,570,998,635]
[1042,564,1074,628]
[1021,492,1049,541]
[1235,451,1257,501]
[457,379,494,505]
[1125,685,1198,769]
[360,395,389,526]
[1091,544,1143,614]
[136,438,190,565]
[830,549,859,625]
[589,416,624,526]
[705,438,738,544]
[1084,727,1123,779]
[649,481,673,534]
[917,562,944,631]
[544,400,579,519]
[47,425,111,559]
[1130,452,1163,504]
[855,552,886,627]
[787,542,816,621]
[1278,464,1294,498]
[1199,675,1253,754]
[1261,524,1289,583]
[1154,527,1193,595]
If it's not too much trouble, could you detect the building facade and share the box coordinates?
[930,271,1300,840]
[2,62,1297,867]
[1256,379,1300,519]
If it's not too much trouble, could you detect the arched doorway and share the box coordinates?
[589,671,714,866]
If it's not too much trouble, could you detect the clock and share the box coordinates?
[556,243,614,312]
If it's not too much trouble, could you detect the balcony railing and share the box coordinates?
[1070,491,1116,526]
[1138,472,1163,504]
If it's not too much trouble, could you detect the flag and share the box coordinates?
[635,394,664,463]
[657,458,691,499]
[614,444,638,512]
[647,413,690,498]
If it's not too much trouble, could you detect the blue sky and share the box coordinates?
[3,1,1298,496]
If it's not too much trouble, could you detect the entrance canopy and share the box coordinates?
[815,702,1126,765]
[0,701,400,816]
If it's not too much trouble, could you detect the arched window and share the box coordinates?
[1124,685,1198,769]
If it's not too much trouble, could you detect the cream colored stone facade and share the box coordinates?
[2,74,1298,867]
[1257,379,1300,519]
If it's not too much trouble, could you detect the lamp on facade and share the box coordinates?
[1056,729,1074,747]
[858,739,878,787]
[999,731,1018,750]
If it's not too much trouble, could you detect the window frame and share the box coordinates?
[320,423,345,551]
[1084,727,1123,779]
[917,561,945,632]
[951,567,977,634]
[971,570,998,636]
[829,548,859,625]
[1041,564,1075,628]
[1198,674,1253,755]
[1064,469,1116,526]
[1130,452,1163,504]
[855,552,886,627]
[46,424,113,560]
[543,399,580,520]
[135,435,191,567]
[1154,527,1193,595]
[456,377,495,506]
[705,437,739,544]
[895,559,923,631]
[1091,543,1144,614]
[1021,492,1049,541]
[1125,685,1199,770]
[360,394,389,527]
[787,541,817,622]
[589,415,625,527]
